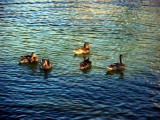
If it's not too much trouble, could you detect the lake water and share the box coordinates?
[0,0,160,119]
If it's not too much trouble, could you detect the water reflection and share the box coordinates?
[106,70,124,79]
[0,0,160,119]
[39,67,52,79]
[42,70,51,79]
[19,63,39,72]
[80,67,92,74]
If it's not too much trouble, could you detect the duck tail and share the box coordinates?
[107,66,113,71]
[73,50,76,53]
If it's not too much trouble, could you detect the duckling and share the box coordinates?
[19,52,38,64]
[107,54,125,71]
[74,42,91,55]
[79,55,92,70]
[40,59,52,70]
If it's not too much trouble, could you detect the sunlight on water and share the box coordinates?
[0,0,160,119]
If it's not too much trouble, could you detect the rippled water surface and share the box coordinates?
[0,0,160,119]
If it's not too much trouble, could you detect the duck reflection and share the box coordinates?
[43,70,50,79]
[39,64,52,79]
[19,62,39,72]
[106,70,124,79]
[81,67,92,74]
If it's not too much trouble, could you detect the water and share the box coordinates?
[0,0,160,119]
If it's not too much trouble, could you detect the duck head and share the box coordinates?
[84,42,90,49]
[41,59,46,65]
[31,52,37,58]
[31,52,38,62]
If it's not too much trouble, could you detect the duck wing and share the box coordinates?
[80,61,86,67]
[109,63,120,67]
[21,55,31,58]
[80,61,91,67]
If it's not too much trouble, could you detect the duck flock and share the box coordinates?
[19,42,125,71]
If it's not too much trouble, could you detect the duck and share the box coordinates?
[19,52,39,64]
[40,59,52,70]
[107,54,125,71]
[79,55,92,70]
[74,42,91,55]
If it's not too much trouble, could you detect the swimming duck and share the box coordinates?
[79,55,92,70]
[74,42,91,55]
[19,52,39,64]
[107,54,125,71]
[40,59,52,70]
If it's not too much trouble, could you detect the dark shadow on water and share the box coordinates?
[40,68,52,79]
[106,70,124,79]
[19,62,39,72]
[80,66,92,74]
[19,62,52,79]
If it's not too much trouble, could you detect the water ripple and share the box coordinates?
[0,0,160,119]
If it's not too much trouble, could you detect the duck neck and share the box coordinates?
[84,58,88,62]
[120,55,123,64]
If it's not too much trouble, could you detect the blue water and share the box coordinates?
[0,0,160,119]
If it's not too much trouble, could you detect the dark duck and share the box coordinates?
[79,55,92,70]
[107,54,125,71]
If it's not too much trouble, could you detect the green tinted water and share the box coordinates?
[0,0,160,119]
